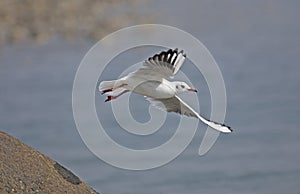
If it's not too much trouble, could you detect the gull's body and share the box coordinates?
[120,78,175,99]
[99,48,232,133]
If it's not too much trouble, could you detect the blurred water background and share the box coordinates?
[1,0,300,193]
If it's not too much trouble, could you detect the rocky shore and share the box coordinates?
[0,131,98,194]
[0,0,153,44]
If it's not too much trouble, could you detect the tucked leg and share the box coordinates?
[105,90,130,102]
[101,83,128,94]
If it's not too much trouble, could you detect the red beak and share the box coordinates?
[188,88,197,92]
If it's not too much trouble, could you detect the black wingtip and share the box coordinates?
[147,48,186,65]
[223,124,234,133]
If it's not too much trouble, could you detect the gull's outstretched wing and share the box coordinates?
[131,48,186,79]
[147,96,232,133]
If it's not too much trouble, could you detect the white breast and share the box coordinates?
[132,80,175,99]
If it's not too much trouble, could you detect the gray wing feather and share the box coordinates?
[147,96,233,133]
[146,96,199,118]
[133,48,186,79]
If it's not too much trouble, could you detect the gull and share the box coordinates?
[99,48,232,133]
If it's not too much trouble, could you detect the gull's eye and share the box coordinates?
[176,85,179,89]
[181,85,185,88]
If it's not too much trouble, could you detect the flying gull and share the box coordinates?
[99,48,232,133]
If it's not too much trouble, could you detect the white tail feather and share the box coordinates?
[98,80,116,91]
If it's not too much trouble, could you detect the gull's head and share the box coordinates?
[174,81,197,94]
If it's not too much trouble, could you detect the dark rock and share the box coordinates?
[0,131,98,194]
